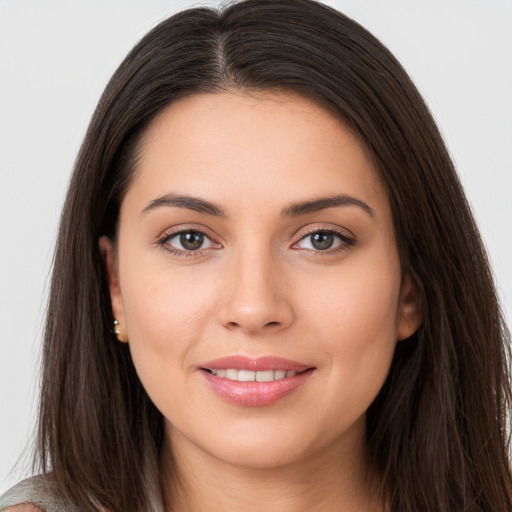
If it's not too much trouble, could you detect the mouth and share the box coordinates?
[198,356,316,407]
[204,368,307,382]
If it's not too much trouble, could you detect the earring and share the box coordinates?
[113,319,128,342]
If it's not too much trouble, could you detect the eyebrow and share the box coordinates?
[281,194,374,218]
[140,192,374,218]
[141,193,226,217]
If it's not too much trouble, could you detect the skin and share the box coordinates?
[101,91,422,512]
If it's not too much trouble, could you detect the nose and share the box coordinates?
[217,246,294,336]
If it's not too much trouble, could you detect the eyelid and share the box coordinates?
[291,225,355,251]
[167,232,216,250]
[156,224,222,253]
[155,223,354,255]
[292,223,354,240]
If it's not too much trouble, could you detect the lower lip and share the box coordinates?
[200,369,315,407]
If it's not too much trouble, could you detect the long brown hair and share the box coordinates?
[36,0,512,510]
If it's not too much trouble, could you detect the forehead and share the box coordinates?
[125,91,388,217]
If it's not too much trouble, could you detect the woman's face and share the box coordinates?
[102,91,421,469]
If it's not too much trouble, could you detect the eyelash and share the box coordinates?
[156,228,219,258]
[156,227,355,257]
[292,228,355,254]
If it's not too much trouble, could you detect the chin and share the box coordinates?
[210,439,310,470]
[167,416,322,470]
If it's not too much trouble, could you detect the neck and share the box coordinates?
[161,422,384,512]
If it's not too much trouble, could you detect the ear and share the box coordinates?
[396,272,423,341]
[99,236,128,342]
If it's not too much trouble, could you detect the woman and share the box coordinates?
[1,0,511,510]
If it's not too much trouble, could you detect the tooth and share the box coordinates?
[238,370,256,382]
[212,368,297,382]
[256,370,274,382]
[225,369,238,381]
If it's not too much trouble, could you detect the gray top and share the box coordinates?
[1,475,162,512]
[0,476,71,512]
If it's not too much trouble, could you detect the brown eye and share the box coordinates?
[180,231,204,250]
[164,230,216,252]
[295,230,352,252]
[310,232,334,250]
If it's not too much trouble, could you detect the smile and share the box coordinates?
[207,369,300,381]
[199,356,315,407]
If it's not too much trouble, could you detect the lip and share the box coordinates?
[200,355,311,372]
[199,355,315,407]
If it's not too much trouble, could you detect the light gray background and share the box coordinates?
[1,0,511,495]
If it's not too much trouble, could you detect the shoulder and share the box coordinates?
[0,475,61,512]
[1,475,105,512]
[3,505,44,512]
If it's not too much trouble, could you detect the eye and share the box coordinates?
[295,230,352,251]
[161,230,217,252]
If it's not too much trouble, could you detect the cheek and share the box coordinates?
[118,255,219,405]
[304,256,401,345]
[121,252,218,337]
[300,255,401,411]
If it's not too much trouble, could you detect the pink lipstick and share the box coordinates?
[199,356,315,407]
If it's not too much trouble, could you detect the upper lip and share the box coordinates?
[200,355,313,372]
